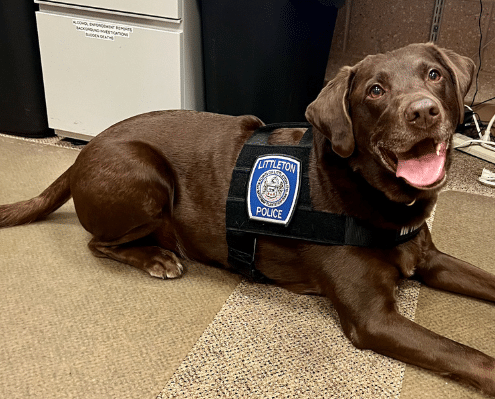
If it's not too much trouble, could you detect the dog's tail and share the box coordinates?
[0,168,72,228]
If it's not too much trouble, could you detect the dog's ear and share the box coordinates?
[429,44,475,124]
[305,66,355,158]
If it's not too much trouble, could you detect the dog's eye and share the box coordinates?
[369,85,385,98]
[428,69,442,82]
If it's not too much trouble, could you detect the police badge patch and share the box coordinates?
[247,155,301,226]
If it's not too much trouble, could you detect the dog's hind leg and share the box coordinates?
[86,216,184,279]
[88,230,184,279]
[71,141,184,279]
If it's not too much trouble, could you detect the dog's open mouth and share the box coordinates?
[380,139,448,189]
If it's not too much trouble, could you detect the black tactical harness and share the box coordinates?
[225,122,421,283]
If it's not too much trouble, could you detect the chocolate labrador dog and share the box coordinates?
[1,43,495,394]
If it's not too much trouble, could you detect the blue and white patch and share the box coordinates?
[247,155,301,226]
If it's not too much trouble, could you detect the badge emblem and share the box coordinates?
[247,155,301,225]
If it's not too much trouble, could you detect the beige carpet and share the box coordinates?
[0,135,240,399]
[400,191,495,399]
[1,133,495,398]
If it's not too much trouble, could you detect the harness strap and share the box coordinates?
[225,123,421,283]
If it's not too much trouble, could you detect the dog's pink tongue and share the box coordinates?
[396,142,446,187]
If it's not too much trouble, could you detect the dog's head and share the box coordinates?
[306,43,475,201]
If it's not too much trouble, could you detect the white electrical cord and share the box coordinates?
[455,138,495,150]
[455,105,495,188]
[454,105,495,151]
[482,110,495,151]
[479,168,495,187]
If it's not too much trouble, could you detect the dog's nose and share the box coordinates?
[404,98,440,128]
